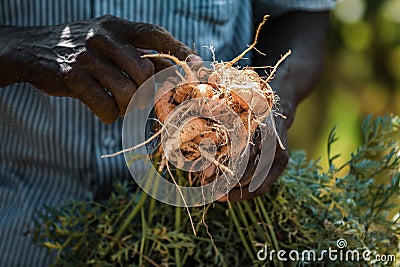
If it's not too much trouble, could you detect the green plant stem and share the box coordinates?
[289,174,328,185]
[256,197,283,267]
[102,190,148,260]
[139,208,147,267]
[148,182,159,224]
[228,202,255,262]
[115,190,148,241]
[235,202,257,254]
[242,201,272,244]
[112,188,142,230]
[175,206,182,267]
[99,232,160,267]
[114,166,160,243]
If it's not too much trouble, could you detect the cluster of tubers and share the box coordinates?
[102,15,289,188]
[142,15,290,186]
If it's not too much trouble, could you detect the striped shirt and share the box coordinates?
[0,1,335,265]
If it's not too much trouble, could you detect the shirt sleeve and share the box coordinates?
[254,0,337,16]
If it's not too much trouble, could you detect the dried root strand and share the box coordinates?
[166,162,196,236]
[101,127,164,158]
[226,14,269,68]
[141,53,197,83]
[198,146,234,176]
[265,50,292,83]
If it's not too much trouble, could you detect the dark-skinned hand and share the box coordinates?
[0,15,200,123]
[217,84,295,202]
[216,11,330,202]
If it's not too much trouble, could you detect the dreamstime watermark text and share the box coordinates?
[256,238,396,264]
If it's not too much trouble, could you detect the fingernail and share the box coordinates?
[187,54,202,63]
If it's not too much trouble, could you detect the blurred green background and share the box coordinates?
[288,0,400,171]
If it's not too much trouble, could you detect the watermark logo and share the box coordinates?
[122,62,277,206]
[336,238,347,249]
[256,238,396,264]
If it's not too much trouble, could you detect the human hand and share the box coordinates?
[217,100,293,202]
[216,11,330,201]
[191,78,295,202]
[0,15,199,123]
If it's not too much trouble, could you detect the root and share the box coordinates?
[200,204,222,259]
[226,15,269,67]
[158,154,167,173]
[166,162,196,235]
[198,146,234,176]
[141,53,197,83]
[265,50,292,83]
[101,127,164,158]
[103,13,290,193]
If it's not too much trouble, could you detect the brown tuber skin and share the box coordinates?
[141,15,290,188]
[142,46,283,187]
[103,12,331,202]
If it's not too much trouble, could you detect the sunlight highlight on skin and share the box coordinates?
[56,26,91,73]
[86,28,94,40]
[58,25,74,48]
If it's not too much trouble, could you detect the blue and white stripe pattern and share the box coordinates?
[0,0,335,265]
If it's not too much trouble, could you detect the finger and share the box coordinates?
[136,48,175,73]
[31,73,73,97]
[140,51,204,85]
[65,68,119,124]
[221,148,288,202]
[187,54,203,69]
[109,43,154,86]
[187,54,203,63]
[119,22,195,60]
[137,48,203,74]
[87,35,155,87]
[81,51,138,116]
[147,56,174,73]
[237,131,263,186]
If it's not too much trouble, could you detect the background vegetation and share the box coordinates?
[34,115,400,266]
[289,0,400,171]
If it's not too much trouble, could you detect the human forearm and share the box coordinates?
[0,26,35,86]
[0,16,197,123]
[220,11,331,201]
[253,11,330,124]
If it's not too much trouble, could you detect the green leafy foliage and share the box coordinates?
[33,115,400,266]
